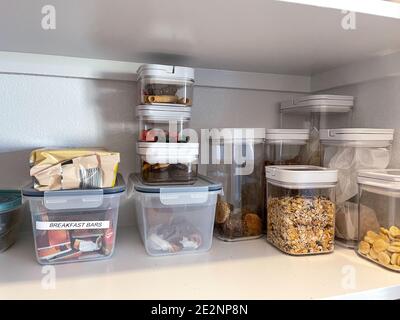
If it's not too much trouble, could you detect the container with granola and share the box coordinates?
[266,165,337,255]
[357,170,400,272]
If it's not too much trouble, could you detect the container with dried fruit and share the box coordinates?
[129,173,222,256]
[22,174,125,265]
[265,129,309,166]
[137,105,192,142]
[138,142,199,185]
[280,95,354,166]
[357,170,400,272]
[266,165,337,255]
[206,128,265,241]
[320,129,394,248]
[137,64,194,106]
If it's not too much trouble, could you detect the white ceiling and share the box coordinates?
[0,0,400,75]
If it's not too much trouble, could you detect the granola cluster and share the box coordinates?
[267,196,335,255]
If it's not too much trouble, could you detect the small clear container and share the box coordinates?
[136,105,191,142]
[280,95,354,166]
[357,170,400,272]
[129,174,222,256]
[206,128,265,241]
[137,64,194,106]
[0,190,22,252]
[266,165,337,255]
[22,175,125,265]
[137,142,199,185]
[265,129,309,166]
[320,128,394,248]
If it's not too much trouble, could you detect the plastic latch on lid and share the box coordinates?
[159,186,209,205]
[43,189,104,210]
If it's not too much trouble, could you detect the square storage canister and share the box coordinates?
[23,175,125,264]
[130,174,222,256]
[266,165,338,255]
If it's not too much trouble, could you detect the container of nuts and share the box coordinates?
[357,170,400,272]
[265,165,338,255]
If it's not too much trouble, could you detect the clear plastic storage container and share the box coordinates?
[130,174,222,256]
[22,175,125,264]
[206,128,265,241]
[136,105,192,142]
[137,64,194,106]
[266,166,337,255]
[280,95,354,166]
[0,191,22,252]
[265,129,309,166]
[320,128,394,248]
[357,170,400,272]
[138,142,199,185]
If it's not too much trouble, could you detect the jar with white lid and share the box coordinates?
[265,129,309,166]
[280,95,354,166]
[206,128,265,241]
[320,128,394,248]
[138,142,199,185]
[136,105,192,142]
[266,165,337,255]
[137,64,194,106]
[357,170,400,272]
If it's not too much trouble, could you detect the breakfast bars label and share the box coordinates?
[36,221,110,230]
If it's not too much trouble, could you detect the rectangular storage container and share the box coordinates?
[130,174,222,256]
[0,190,22,252]
[137,64,194,107]
[136,105,192,142]
[266,165,337,255]
[138,142,199,185]
[22,175,125,264]
[320,128,394,248]
[357,170,400,272]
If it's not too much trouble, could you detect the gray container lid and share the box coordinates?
[0,190,22,213]
[22,174,125,197]
[129,173,222,193]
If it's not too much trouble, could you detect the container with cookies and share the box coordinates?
[206,128,265,241]
[266,165,337,255]
[137,105,192,143]
[137,64,194,107]
[357,170,400,272]
[137,142,199,185]
[265,129,309,166]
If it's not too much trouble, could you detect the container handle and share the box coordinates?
[43,189,104,210]
[159,186,209,205]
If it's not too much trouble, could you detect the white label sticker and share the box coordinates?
[36,221,110,230]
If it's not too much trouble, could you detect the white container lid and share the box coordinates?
[136,105,191,121]
[358,169,400,190]
[265,129,309,144]
[266,165,338,189]
[320,128,394,147]
[280,94,354,113]
[296,95,354,103]
[209,128,265,144]
[137,64,194,82]
[137,142,199,164]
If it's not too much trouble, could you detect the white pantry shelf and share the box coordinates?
[0,227,399,300]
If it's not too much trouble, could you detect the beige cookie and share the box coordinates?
[391,241,400,247]
[367,231,379,239]
[380,227,390,236]
[391,253,399,265]
[358,241,370,255]
[387,245,400,253]
[389,226,400,238]
[364,236,376,245]
[378,252,391,266]
[369,248,379,260]
[373,239,389,253]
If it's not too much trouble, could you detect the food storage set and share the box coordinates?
[320,128,394,248]
[0,190,22,252]
[206,128,265,241]
[265,166,337,255]
[280,95,354,166]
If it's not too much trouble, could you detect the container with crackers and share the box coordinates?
[357,169,400,272]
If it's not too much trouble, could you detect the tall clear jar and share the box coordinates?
[266,166,337,255]
[206,128,265,241]
[137,64,194,106]
[320,128,394,248]
[265,129,309,166]
[357,170,400,272]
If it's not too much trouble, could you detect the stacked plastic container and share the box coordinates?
[132,64,222,256]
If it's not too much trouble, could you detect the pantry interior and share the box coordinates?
[1,0,400,299]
